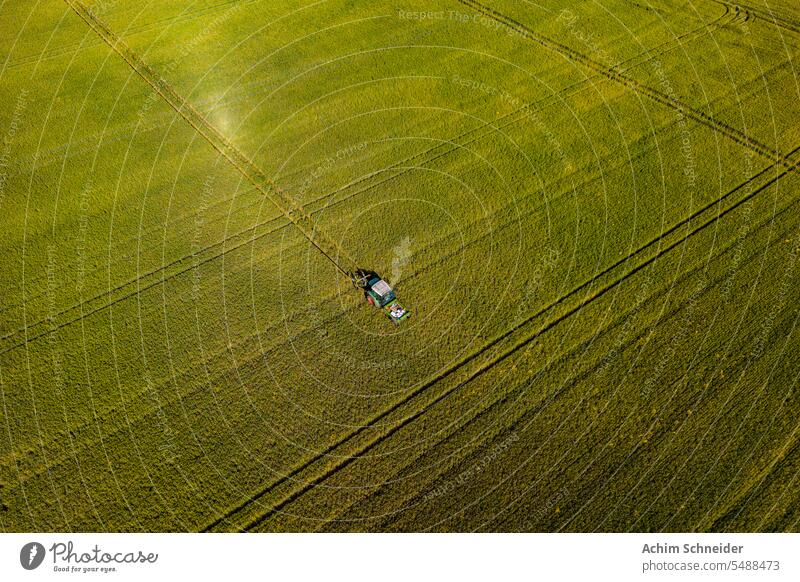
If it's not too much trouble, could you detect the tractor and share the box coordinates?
[351,269,411,324]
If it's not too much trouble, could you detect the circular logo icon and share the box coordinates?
[20,542,46,570]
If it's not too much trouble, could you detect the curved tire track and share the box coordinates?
[457,0,799,173]
[720,1,800,35]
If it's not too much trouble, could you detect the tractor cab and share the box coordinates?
[352,269,411,324]
[366,278,395,307]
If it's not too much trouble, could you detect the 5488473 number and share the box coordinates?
[730,561,780,571]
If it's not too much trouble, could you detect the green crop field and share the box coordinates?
[1,0,799,532]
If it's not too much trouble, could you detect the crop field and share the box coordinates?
[1,0,799,532]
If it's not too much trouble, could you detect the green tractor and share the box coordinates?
[351,269,411,325]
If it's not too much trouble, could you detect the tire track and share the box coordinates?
[721,1,800,35]
[204,145,796,531]
[457,0,800,173]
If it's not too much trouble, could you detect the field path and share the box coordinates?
[17,0,792,531]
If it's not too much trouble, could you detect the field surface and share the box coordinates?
[1,0,799,532]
